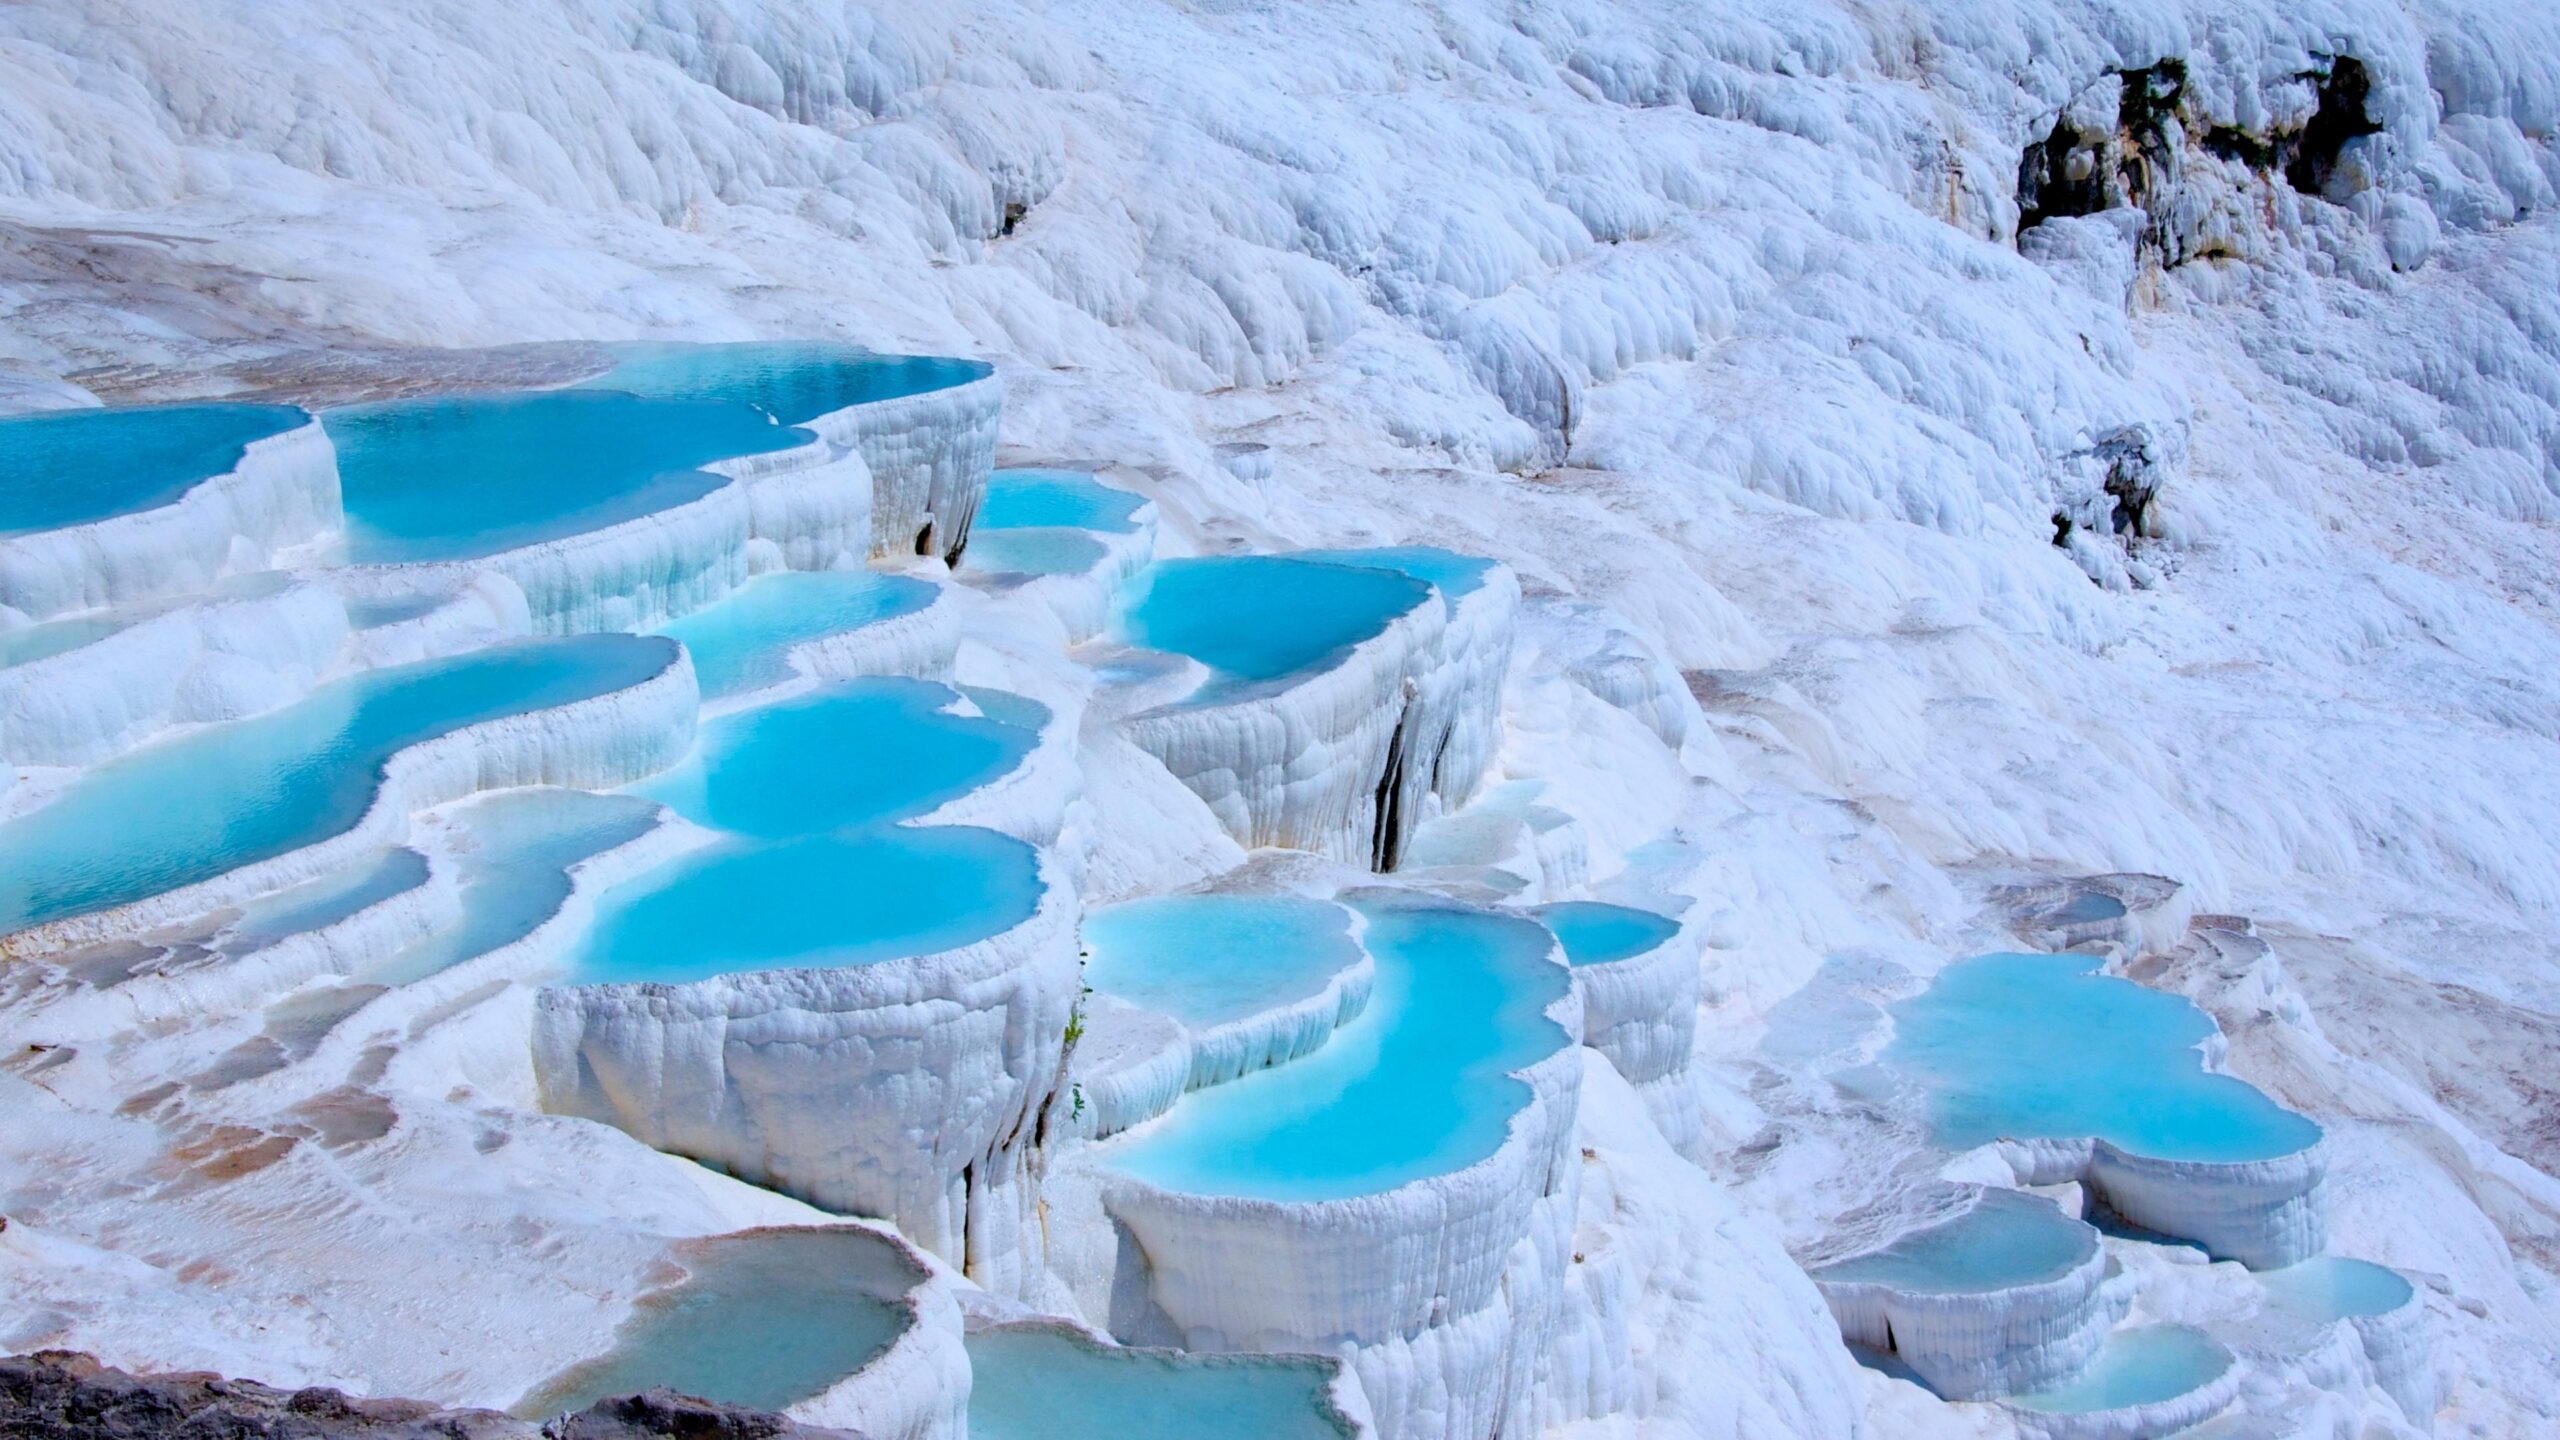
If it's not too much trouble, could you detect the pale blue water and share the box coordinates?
[366,790,661,987]
[965,527,1109,577]
[2259,1257,2414,1320]
[966,1327,1353,1440]
[224,847,432,959]
[0,635,674,936]
[637,678,1036,837]
[957,684,1051,732]
[566,827,1043,987]
[0,613,127,669]
[2008,1326,2231,1414]
[1293,546,1494,614]
[1110,901,1571,1201]
[978,469,1145,533]
[1812,1190,2095,1294]
[1,403,307,538]
[515,1228,918,1418]
[1083,895,1364,1028]
[1117,556,1431,701]
[1534,900,1680,967]
[344,593,448,629]
[2051,892,2128,924]
[1883,952,2323,1164]
[326,390,803,564]
[578,342,988,424]
[655,569,939,700]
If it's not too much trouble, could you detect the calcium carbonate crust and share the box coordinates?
[0,578,351,767]
[1814,1218,2122,1400]
[1098,929,1582,1357]
[529,849,1081,1284]
[0,640,698,960]
[0,417,341,622]
[786,371,998,564]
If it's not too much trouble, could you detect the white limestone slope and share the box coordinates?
[0,417,340,622]
[1,0,2558,1433]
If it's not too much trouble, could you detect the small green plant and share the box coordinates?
[1070,1083,1086,1121]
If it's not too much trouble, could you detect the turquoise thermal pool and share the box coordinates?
[1533,900,1680,967]
[977,468,1147,533]
[223,848,432,959]
[1082,894,1363,1029]
[2259,1256,2414,1320]
[1882,952,2324,1165]
[1293,545,1495,613]
[1812,1190,2096,1294]
[366,789,661,987]
[0,403,309,538]
[0,612,129,669]
[966,1326,1353,1440]
[325,390,805,565]
[0,635,675,936]
[965,527,1111,577]
[1109,901,1569,1201]
[1117,555,1432,700]
[577,341,989,424]
[515,1228,917,1419]
[654,569,939,700]
[2007,1326,2232,1415]
[635,678,1038,837]
[565,827,1043,987]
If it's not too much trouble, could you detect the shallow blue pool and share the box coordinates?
[566,827,1043,986]
[326,390,804,564]
[966,1326,1352,1440]
[1813,1190,2095,1294]
[978,469,1146,533]
[637,678,1038,837]
[2007,1325,2231,1414]
[1,403,309,539]
[655,569,939,700]
[1109,900,1569,1201]
[0,612,129,669]
[965,528,1111,578]
[2259,1256,2413,1320]
[1883,952,2323,1164]
[1534,900,1680,967]
[578,341,988,425]
[1083,894,1364,1029]
[367,789,661,987]
[1293,546,1494,614]
[0,635,674,935]
[515,1228,917,1419]
[224,847,432,959]
[1117,555,1431,701]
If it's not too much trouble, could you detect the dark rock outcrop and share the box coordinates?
[0,1354,864,1440]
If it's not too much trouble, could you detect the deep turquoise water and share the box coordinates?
[965,527,1110,577]
[0,403,308,538]
[966,1327,1352,1440]
[978,469,1146,533]
[1082,894,1364,1028]
[578,342,988,424]
[2259,1256,2414,1320]
[2008,1326,2231,1414]
[1813,1189,2095,1294]
[1534,900,1680,967]
[366,789,661,987]
[1110,901,1570,1201]
[0,635,674,935]
[1293,546,1494,614]
[655,569,939,700]
[326,390,804,564]
[1117,556,1431,700]
[566,827,1042,986]
[515,1228,917,1418]
[636,678,1036,837]
[1883,952,2323,1164]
